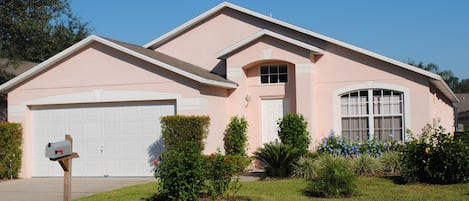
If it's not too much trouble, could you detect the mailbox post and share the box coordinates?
[46,135,79,201]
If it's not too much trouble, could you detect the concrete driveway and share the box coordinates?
[0,177,154,201]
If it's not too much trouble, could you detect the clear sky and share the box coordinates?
[70,0,469,79]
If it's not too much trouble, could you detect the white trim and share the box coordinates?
[367,90,375,140]
[0,35,237,92]
[332,82,411,141]
[24,90,182,106]
[227,67,243,78]
[143,2,457,103]
[215,29,324,59]
[295,63,314,74]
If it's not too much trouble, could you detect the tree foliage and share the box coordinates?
[0,0,91,63]
[408,61,469,93]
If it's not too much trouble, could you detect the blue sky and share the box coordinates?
[70,0,469,79]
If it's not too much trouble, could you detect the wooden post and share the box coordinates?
[64,134,72,201]
[51,135,79,201]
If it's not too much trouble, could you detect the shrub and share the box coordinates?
[380,151,401,175]
[306,155,357,198]
[228,154,252,175]
[278,113,310,155]
[292,155,319,179]
[0,123,22,179]
[203,151,237,199]
[223,116,248,156]
[156,149,206,201]
[318,133,356,157]
[358,139,386,157]
[160,115,210,153]
[156,116,243,200]
[351,154,381,176]
[318,132,392,158]
[254,142,301,178]
[401,124,469,184]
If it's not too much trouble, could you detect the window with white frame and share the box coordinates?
[340,89,403,141]
[260,64,288,84]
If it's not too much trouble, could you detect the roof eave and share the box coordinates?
[215,29,324,59]
[0,35,237,93]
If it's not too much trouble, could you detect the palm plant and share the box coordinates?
[254,142,301,177]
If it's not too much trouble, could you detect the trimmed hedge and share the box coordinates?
[160,115,210,153]
[0,123,22,179]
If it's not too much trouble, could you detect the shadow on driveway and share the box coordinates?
[0,177,154,201]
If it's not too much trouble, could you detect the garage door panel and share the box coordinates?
[103,122,121,137]
[123,121,139,136]
[32,101,175,177]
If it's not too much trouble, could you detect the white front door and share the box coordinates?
[261,99,288,144]
[32,101,175,177]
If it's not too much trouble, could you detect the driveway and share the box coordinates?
[0,177,154,201]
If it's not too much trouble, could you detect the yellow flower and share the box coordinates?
[425,147,430,154]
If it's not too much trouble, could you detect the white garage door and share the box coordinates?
[32,101,175,177]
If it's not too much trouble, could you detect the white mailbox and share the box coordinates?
[45,140,72,160]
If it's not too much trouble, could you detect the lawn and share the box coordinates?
[74,177,469,201]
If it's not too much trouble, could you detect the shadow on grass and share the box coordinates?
[381,175,407,185]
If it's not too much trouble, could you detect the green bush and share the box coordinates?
[0,123,22,179]
[306,155,357,198]
[223,116,248,156]
[160,115,209,153]
[156,116,242,200]
[351,154,381,176]
[254,142,301,178]
[228,154,252,175]
[380,151,401,175]
[156,149,205,201]
[292,155,319,179]
[401,124,469,184]
[203,151,237,199]
[278,113,310,155]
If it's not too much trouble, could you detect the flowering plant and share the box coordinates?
[318,131,389,158]
[401,124,469,184]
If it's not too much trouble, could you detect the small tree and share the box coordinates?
[223,116,248,156]
[278,113,310,155]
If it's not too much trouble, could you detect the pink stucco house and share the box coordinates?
[0,2,458,178]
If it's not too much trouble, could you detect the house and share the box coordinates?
[455,93,469,130]
[0,2,458,178]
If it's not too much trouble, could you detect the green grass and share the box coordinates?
[75,177,469,201]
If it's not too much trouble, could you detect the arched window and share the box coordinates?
[340,89,403,141]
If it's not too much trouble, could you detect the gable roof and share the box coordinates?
[0,35,237,92]
[215,29,324,59]
[144,2,459,103]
